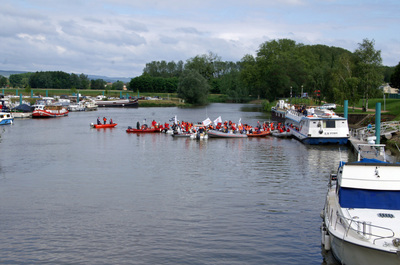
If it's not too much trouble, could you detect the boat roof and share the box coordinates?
[339,161,400,190]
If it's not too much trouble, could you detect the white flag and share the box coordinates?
[213,116,222,126]
[238,118,242,126]
[202,117,212,126]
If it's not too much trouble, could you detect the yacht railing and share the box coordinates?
[333,212,395,244]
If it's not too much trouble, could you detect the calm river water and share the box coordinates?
[0,103,357,264]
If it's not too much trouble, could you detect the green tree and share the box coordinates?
[177,69,209,105]
[90,79,106,90]
[390,62,400,89]
[354,38,383,111]
[0,75,7,87]
[79,74,90,89]
[9,73,32,88]
[112,81,124,90]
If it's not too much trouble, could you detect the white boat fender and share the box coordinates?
[321,226,331,250]
[90,123,94,128]
[324,234,331,251]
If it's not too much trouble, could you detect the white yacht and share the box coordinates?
[285,108,349,144]
[321,144,400,264]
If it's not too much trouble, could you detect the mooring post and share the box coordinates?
[77,91,79,103]
[19,93,22,105]
[31,89,33,98]
[375,102,381,144]
[344,100,348,120]
[46,90,48,97]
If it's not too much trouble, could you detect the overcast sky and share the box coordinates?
[1,0,399,78]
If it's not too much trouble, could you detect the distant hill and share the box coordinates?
[0,70,132,83]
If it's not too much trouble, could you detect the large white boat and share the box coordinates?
[321,144,400,265]
[285,108,349,144]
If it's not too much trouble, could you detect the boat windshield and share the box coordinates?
[339,187,400,210]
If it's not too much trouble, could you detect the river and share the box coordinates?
[0,103,358,264]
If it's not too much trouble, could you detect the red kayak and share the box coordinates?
[91,123,117,129]
[126,127,162,133]
[246,131,270,137]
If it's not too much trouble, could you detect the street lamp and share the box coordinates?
[301,85,303,98]
[290,86,292,104]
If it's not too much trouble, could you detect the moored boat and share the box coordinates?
[91,123,117,129]
[321,144,400,265]
[285,108,349,144]
[32,104,69,118]
[96,99,139,108]
[208,129,247,138]
[0,112,14,125]
[10,104,34,118]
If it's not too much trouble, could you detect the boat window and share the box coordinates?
[339,187,400,210]
[323,120,336,128]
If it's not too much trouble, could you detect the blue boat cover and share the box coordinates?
[339,187,400,210]
[356,158,388,164]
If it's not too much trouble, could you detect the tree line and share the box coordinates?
[130,38,399,109]
[2,71,125,91]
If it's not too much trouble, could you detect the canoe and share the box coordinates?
[246,131,270,137]
[91,123,117,129]
[126,127,162,133]
[208,130,248,138]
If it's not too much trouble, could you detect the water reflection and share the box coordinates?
[0,104,392,265]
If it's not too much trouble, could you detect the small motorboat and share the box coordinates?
[208,129,248,138]
[246,131,270,137]
[91,123,117,129]
[0,112,14,125]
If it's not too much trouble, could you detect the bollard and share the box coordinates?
[344,100,348,120]
[375,102,381,144]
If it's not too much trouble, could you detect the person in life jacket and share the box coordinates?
[103,117,107,124]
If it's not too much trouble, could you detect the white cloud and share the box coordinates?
[0,0,399,77]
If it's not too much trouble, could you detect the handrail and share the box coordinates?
[351,121,400,141]
[334,212,395,244]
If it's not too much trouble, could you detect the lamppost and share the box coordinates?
[290,86,292,104]
[301,85,303,98]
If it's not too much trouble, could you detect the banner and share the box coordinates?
[202,117,212,126]
[213,116,222,126]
